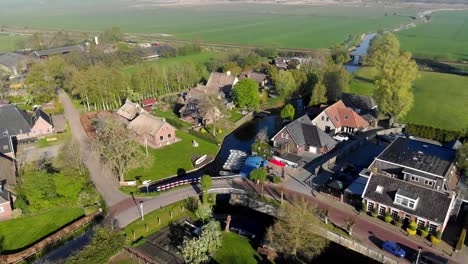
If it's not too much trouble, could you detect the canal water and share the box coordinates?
[345,33,377,74]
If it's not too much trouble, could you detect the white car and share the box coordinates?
[333,135,349,142]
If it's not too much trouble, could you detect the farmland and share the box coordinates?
[0,34,28,52]
[0,1,417,49]
[350,67,468,130]
[398,10,468,62]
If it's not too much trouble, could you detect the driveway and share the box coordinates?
[58,90,127,207]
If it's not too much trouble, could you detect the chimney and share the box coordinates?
[226,71,231,76]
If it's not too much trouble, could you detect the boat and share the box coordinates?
[194,154,207,166]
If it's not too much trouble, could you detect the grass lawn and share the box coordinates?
[126,130,219,182]
[227,111,244,123]
[214,232,263,264]
[349,67,468,130]
[125,52,214,75]
[398,10,468,62]
[0,208,84,252]
[37,127,70,148]
[0,34,27,52]
[153,108,192,129]
[123,200,193,245]
[0,2,416,49]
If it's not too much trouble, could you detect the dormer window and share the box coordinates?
[394,190,419,210]
[344,115,349,120]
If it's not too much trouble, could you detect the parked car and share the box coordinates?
[382,241,406,258]
[415,252,448,264]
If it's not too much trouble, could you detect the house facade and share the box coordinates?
[362,138,459,234]
[127,112,177,148]
[311,100,369,134]
[239,71,268,88]
[0,188,12,221]
[271,115,337,155]
[29,108,54,138]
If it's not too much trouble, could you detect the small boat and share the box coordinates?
[194,155,207,166]
[219,171,235,176]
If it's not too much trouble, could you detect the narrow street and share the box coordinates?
[58,90,127,207]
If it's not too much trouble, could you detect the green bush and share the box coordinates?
[394,218,403,227]
[272,175,282,184]
[456,228,466,251]
[384,213,392,223]
[200,128,207,133]
[372,207,378,217]
[409,220,418,231]
[188,129,220,144]
[431,234,442,245]
[419,227,429,238]
[405,123,467,143]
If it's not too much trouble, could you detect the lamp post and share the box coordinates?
[140,201,144,221]
[143,180,151,194]
[415,246,422,264]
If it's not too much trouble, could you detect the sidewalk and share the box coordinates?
[277,176,466,264]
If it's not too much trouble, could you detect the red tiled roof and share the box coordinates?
[325,100,369,129]
[142,98,157,106]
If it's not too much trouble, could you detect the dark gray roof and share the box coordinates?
[341,93,378,119]
[396,188,419,200]
[32,108,53,126]
[402,168,438,180]
[33,45,83,57]
[0,136,13,154]
[0,52,31,69]
[377,138,455,177]
[363,173,452,224]
[0,104,32,136]
[282,152,302,163]
[283,115,336,149]
[0,153,16,186]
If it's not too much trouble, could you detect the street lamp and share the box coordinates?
[415,246,422,264]
[139,201,144,221]
[143,180,151,194]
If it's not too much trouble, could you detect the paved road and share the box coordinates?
[58,90,127,207]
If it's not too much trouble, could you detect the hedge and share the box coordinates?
[404,123,466,143]
[456,228,466,251]
[188,129,220,145]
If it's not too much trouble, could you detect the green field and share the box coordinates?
[398,10,468,62]
[350,67,468,130]
[127,130,218,181]
[0,208,84,252]
[214,232,262,264]
[0,34,27,52]
[0,1,417,49]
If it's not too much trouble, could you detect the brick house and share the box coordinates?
[239,71,269,88]
[29,108,54,138]
[127,112,177,148]
[0,187,12,221]
[0,105,54,142]
[311,100,369,134]
[362,138,459,234]
[271,115,337,155]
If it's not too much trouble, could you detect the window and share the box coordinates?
[379,206,386,216]
[394,194,418,210]
[429,224,438,234]
[418,219,426,229]
[168,134,172,138]
[368,202,374,211]
[326,117,329,122]
[2,132,6,136]
[411,175,419,182]
[424,179,433,186]
[321,116,324,121]
[285,134,289,139]
[281,133,285,139]
[344,115,349,120]
[391,210,399,220]
[160,135,164,141]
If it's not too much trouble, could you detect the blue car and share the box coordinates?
[381,241,406,258]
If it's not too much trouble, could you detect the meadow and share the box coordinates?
[398,10,468,62]
[0,1,416,49]
[350,67,468,130]
[0,34,27,52]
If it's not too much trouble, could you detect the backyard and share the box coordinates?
[349,67,468,130]
[214,232,263,264]
[398,10,468,62]
[126,130,219,182]
[0,2,417,49]
[0,208,84,252]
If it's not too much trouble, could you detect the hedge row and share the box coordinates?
[404,123,467,143]
[188,129,220,145]
[165,117,191,129]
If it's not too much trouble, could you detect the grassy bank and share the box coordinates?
[0,208,84,252]
[214,232,263,264]
[126,130,218,182]
[349,67,468,130]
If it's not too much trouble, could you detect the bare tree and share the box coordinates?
[58,137,86,176]
[92,117,148,182]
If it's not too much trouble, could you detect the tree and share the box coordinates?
[280,104,295,120]
[457,142,468,183]
[200,175,212,204]
[323,64,350,102]
[249,168,267,196]
[232,78,259,108]
[57,138,86,176]
[195,203,213,223]
[92,118,148,182]
[290,69,308,92]
[309,81,327,106]
[274,70,296,98]
[25,56,66,104]
[222,61,242,76]
[367,33,400,68]
[100,26,123,44]
[266,198,329,262]
[180,221,222,264]
[373,52,418,119]
[331,45,350,65]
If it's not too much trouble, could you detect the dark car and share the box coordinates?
[382,241,406,258]
[415,252,448,264]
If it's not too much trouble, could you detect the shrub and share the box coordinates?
[407,228,417,235]
[272,175,282,184]
[431,234,442,245]
[419,227,429,238]
[372,207,378,217]
[394,218,403,227]
[11,208,23,219]
[456,228,466,251]
[384,213,392,223]
[409,220,418,231]
[217,128,223,134]
[200,128,207,133]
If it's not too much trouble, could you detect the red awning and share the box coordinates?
[269,159,285,167]
[142,98,157,106]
